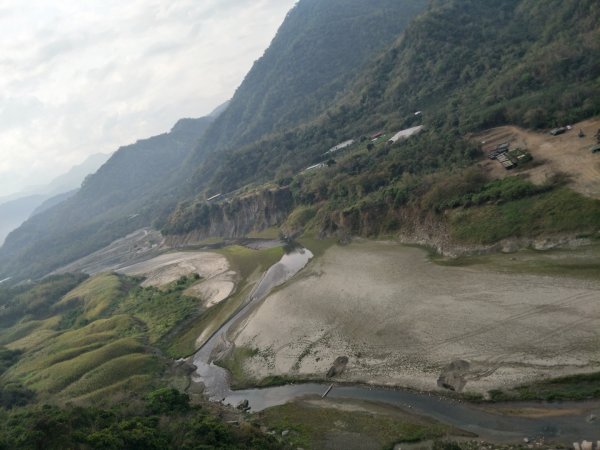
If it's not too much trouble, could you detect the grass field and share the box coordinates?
[56,273,123,322]
[0,273,173,403]
[260,398,462,450]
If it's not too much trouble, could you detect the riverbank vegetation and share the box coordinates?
[0,388,279,449]
[259,399,467,450]
[488,372,600,402]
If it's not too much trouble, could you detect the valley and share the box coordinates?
[1,0,600,448]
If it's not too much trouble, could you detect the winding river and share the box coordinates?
[192,246,600,444]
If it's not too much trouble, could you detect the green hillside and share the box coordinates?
[189,0,600,196]
[194,0,428,157]
[162,0,600,242]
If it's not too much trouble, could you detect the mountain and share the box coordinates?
[191,0,429,160]
[0,116,213,280]
[0,153,110,245]
[0,195,46,247]
[43,153,111,196]
[2,0,600,282]
[164,0,600,238]
[182,0,600,197]
[0,0,428,281]
[30,190,78,217]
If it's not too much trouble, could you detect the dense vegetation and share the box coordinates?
[0,272,214,404]
[0,388,279,450]
[165,0,600,241]
[488,371,600,402]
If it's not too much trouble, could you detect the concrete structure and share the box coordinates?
[388,125,424,144]
[303,163,326,173]
[326,139,355,155]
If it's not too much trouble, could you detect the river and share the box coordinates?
[192,246,600,444]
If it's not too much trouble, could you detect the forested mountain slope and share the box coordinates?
[193,0,428,157]
[166,0,600,237]
[0,117,213,280]
[181,0,600,197]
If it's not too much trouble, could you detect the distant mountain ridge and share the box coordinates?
[0,153,110,245]
[0,115,214,279]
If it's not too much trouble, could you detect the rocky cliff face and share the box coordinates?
[164,188,293,245]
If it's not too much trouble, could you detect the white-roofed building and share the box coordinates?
[388,125,424,144]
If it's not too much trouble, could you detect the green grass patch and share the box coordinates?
[260,401,455,449]
[488,371,600,402]
[56,273,124,323]
[216,245,284,280]
[297,236,336,259]
[0,317,60,349]
[215,346,259,388]
[246,227,281,239]
[166,283,250,357]
[119,280,200,345]
[71,374,157,405]
[61,353,162,398]
[25,337,145,394]
[450,187,600,244]
[433,243,600,280]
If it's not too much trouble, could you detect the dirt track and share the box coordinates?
[475,117,600,198]
[229,241,600,394]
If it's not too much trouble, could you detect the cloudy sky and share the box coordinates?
[0,0,297,197]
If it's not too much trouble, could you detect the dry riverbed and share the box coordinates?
[227,241,600,395]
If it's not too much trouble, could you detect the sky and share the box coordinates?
[0,0,297,197]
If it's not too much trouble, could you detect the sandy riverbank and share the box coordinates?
[118,251,236,309]
[228,241,600,394]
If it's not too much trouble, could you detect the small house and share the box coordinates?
[370,131,384,140]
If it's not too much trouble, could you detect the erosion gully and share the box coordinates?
[192,245,600,444]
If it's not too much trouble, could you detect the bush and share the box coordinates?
[146,388,190,415]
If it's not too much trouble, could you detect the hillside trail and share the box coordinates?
[475,117,600,198]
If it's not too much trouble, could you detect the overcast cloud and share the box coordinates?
[0,0,297,197]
